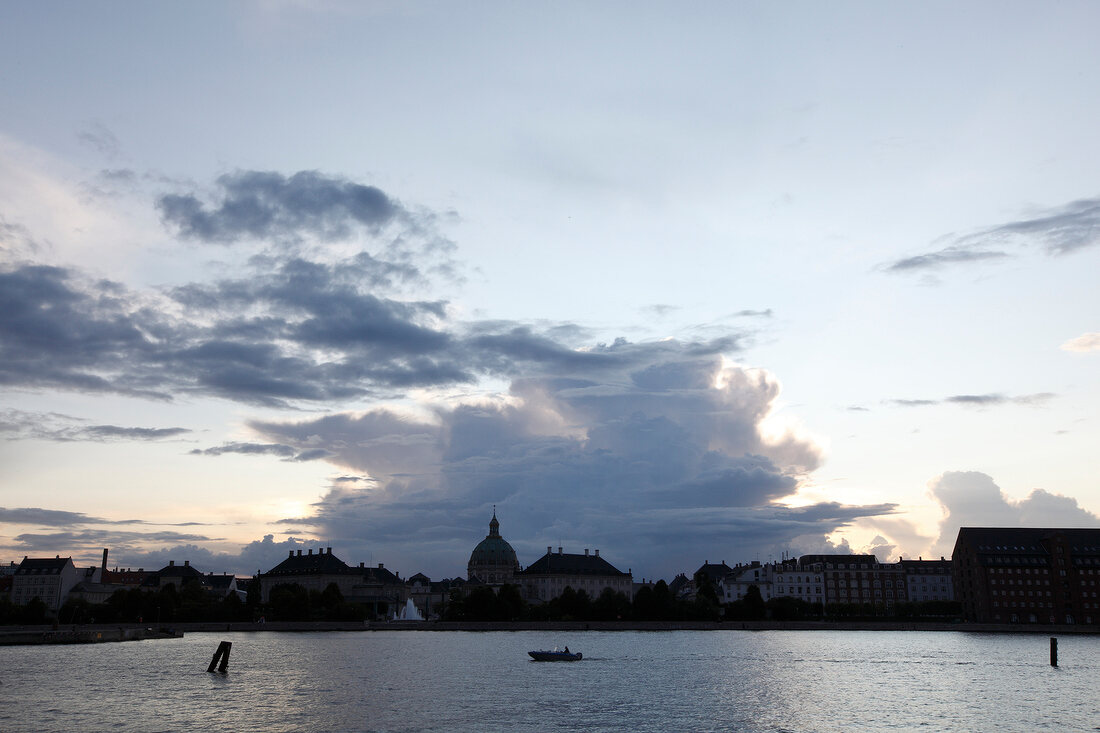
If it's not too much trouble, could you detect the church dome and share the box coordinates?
[468,510,520,582]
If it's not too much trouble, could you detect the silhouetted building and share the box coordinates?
[467,510,520,586]
[258,547,405,616]
[141,560,208,590]
[952,527,1100,624]
[519,546,632,603]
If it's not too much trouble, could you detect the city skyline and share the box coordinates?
[1,2,1098,580]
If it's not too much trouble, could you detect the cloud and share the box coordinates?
[157,170,405,244]
[0,215,42,258]
[189,442,332,462]
[1061,332,1100,353]
[888,195,1100,274]
[0,257,468,406]
[887,393,1055,408]
[885,245,1011,273]
[0,507,113,527]
[930,471,1100,555]
[0,409,189,443]
[111,534,325,576]
[641,304,679,318]
[970,197,1100,255]
[240,345,900,578]
[0,506,209,529]
[75,120,122,158]
[3,172,754,409]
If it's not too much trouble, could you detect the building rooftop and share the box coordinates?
[14,557,74,575]
[521,549,629,577]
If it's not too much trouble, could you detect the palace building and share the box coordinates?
[518,546,633,603]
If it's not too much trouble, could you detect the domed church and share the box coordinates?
[467,508,520,585]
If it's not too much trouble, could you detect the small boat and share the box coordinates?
[528,648,582,661]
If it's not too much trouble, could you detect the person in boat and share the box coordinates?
[564,646,569,654]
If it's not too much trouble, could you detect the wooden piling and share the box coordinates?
[207,640,232,673]
[1049,637,1057,667]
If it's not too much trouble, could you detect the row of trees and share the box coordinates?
[1,575,961,625]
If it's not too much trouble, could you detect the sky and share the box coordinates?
[1,1,1098,581]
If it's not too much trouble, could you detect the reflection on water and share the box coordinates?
[3,630,1098,732]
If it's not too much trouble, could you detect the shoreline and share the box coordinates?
[4,619,1097,643]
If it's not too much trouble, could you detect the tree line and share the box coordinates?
[0,573,961,625]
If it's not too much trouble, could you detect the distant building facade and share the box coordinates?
[720,560,824,605]
[800,554,908,609]
[10,556,81,611]
[518,546,633,603]
[900,558,953,603]
[953,527,1100,624]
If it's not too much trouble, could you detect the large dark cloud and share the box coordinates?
[0,265,171,399]
[157,170,404,243]
[245,346,898,578]
[0,251,748,408]
[2,171,756,408]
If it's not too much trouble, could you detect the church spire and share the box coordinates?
[489,506,500,537]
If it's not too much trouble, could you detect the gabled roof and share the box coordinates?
[265,549,351,576]
[694,561,733,583]
[521,551,628,577]
[15,557,75,575]
[358,565,401,585]
[138,561,207,587]
[668,573,691,594]
[205,574,237,589]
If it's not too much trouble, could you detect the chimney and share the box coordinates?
[595,549,600,557]
[297,550,302,556]
[327,547,332,554]
[378,563,384,569]
[308,549,313,556]
[584,549,589,556]
[558,547,563,555]
[169,560,175,566]
[547,546,552,555]
[184,560,189,566]
[360,562,364,568]
[101,548,108,574]
[289,550,294,557]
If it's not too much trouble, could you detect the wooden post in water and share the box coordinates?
[207,640,232,673]
[1049,637,1058,667]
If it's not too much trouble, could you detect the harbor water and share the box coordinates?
[3,630,1098,732]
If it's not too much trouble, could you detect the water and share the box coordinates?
[3,630,1097,732]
